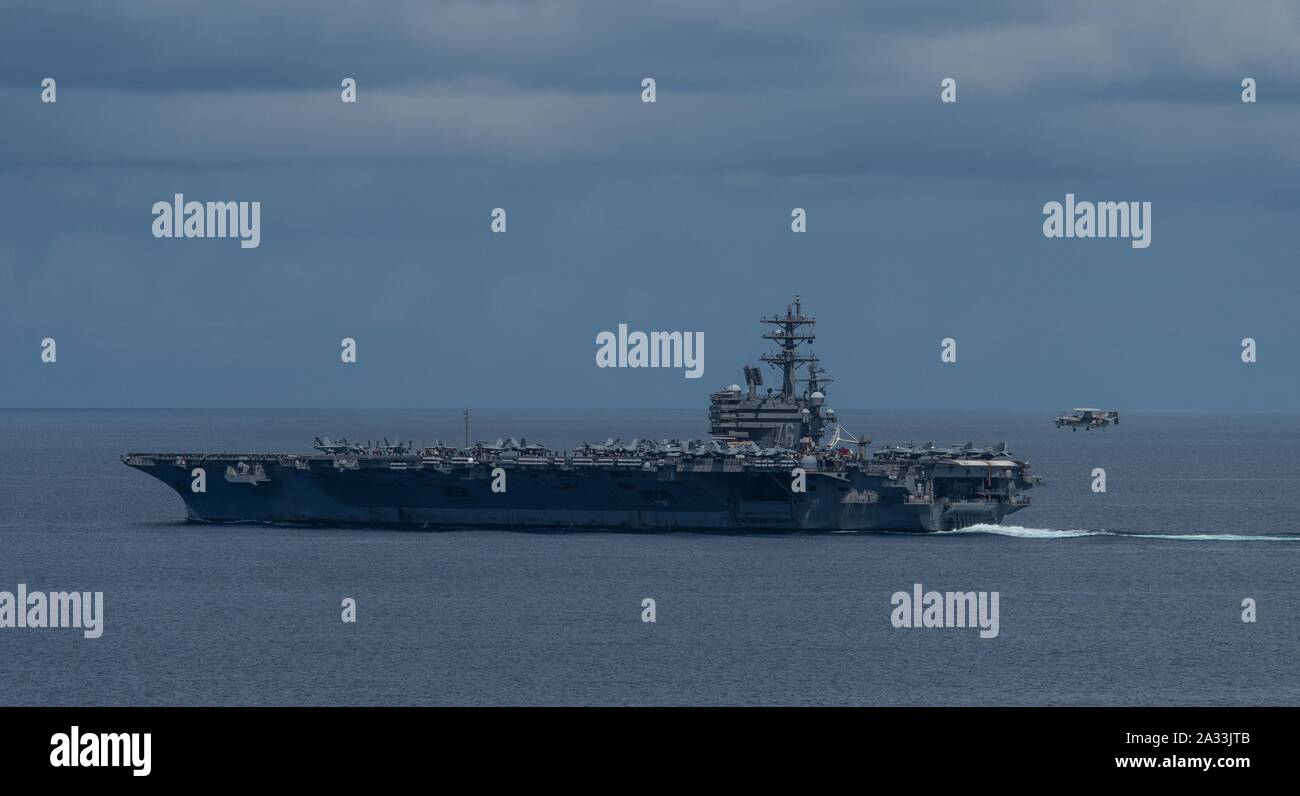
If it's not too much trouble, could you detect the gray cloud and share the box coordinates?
[1,1,1297,410]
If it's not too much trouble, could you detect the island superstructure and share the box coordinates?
[124,297,1040,532]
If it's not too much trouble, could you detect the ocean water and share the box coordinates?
[1,408,1298,706]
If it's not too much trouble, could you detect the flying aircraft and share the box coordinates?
[1054,408,1120,431]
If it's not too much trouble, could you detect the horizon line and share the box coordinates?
[2,406,1299,414]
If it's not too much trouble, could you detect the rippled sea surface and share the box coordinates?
[1,409,1297,705]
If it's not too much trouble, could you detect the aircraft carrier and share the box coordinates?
[123,297,1040,532]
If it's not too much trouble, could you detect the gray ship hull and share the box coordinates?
[123,454,1028,533]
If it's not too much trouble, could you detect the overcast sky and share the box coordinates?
[2,1,1298,409]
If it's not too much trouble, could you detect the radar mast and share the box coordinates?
[759,295,828,399]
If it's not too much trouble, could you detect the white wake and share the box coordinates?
[1124,532,1300,542]
[941,524,1300,541]
[938,523,1108,539]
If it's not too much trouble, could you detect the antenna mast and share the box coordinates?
[759,295,825,398]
